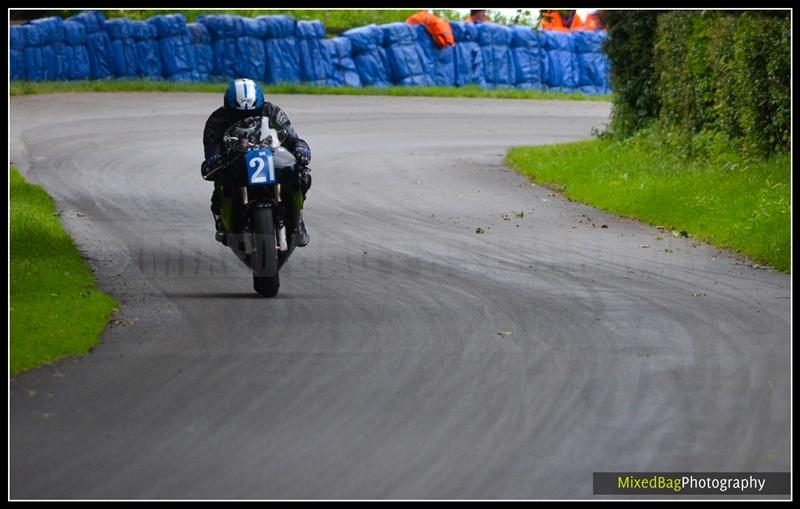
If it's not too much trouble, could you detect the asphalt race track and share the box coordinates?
[10,94,790,499]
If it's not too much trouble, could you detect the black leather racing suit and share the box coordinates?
[203,102,311,216]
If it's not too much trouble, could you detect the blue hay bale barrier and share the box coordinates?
[380,23,430,86]
[477,23,515,88]
[11,26,27,80]
[63,20,90,80]
[30,16,69,80]
[540,30,578,90]
[104,18,139,78]
[343,25,390,87]
[412,24,454,87]
[21,25,46,81]
[257,15,301,84]
[147,13,195,81]
[451,21,485,87]
[238,17,267,81]
[187,23,213,82]
[9,11,610,96]
[196,15,240,80]
[68,10,113,79]
[324,37,362,88]
[573,30,610,94]
[297,20,334,85]
[510,26,544,90]
[130,21,161,80]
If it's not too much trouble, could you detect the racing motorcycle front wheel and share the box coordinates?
[251,206,280,297]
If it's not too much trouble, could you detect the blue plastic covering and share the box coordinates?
[451,21,485,87]
[11,26,27,80]
[324,37,362,87]
[510,26,543,89]
[376,23,428,86]
[187,23,212,82]
[257,15,301,84]
[236,18,267,81]
[477,23,514,88]
[29,17,71,80]
[62,20,90,80]
[540,30,578,89]
[21,25,46,81]
[573,30,610,94]
[104,18,138,78]
[297,20,333,85]
[196,15,240,80]
[343,25,390,87]
[412,24,454,87]
[68,10,113,79]
[10,12,611,95]
[147,14,195,81]
[130,21,161,80]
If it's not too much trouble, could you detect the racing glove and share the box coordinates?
[206,154,223,168]
[294,146,311,166]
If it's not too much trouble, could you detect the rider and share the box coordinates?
[203,78,312,246]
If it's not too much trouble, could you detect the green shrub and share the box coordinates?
[653,11,790,159]
[603,11,664,137]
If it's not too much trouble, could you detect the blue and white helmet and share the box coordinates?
[224,78,265,111]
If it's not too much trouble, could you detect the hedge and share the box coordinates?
[606,10,790,159]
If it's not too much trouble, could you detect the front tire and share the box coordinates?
[251,206,280,297]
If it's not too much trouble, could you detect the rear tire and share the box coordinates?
[251,207,280,297]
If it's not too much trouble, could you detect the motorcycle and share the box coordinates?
[200,115,305,298]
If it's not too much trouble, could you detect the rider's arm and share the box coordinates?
[203,108,229,159]
[264,104,310,156]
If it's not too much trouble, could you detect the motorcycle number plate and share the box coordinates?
[246,149,275,186]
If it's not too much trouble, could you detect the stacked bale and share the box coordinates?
[187,23,213,82]
[541,30,578,91]
[412,24,454,87]
[63,20,90,80]
[297,20,334,85]
[10,26,27,80]
[30,16,70,80]
[196,15,240,80]
[510,26,544,89]
[342,25,390,87]
[21,24,46,81]
[104,18,139,78]
[130,20,162,80]
[257,15,301,84]
[573,30,610,94]
[323,37,362,87]
[477,23,515,88]
[147,14,196,81]
[68,10,113,79]
[380,23,430,86]
[237,17,267,81]
[451,21,485,87]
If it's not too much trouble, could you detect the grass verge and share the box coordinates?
[506,132,791,272]
[10,167,119,375]
[10,80,611,102]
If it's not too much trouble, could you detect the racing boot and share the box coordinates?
[213,213,227,246]
[295,212,309,247]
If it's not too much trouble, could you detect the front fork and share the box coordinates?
[239,184,288,253]
[222,180,300,254]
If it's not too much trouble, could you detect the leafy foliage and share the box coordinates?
[654,11,790,158]
[603,11,664,138]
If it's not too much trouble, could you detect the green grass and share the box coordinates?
[10,80,611,102]
[47,9,437,34]
[10,167,119,375]
[506,132,791,272]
